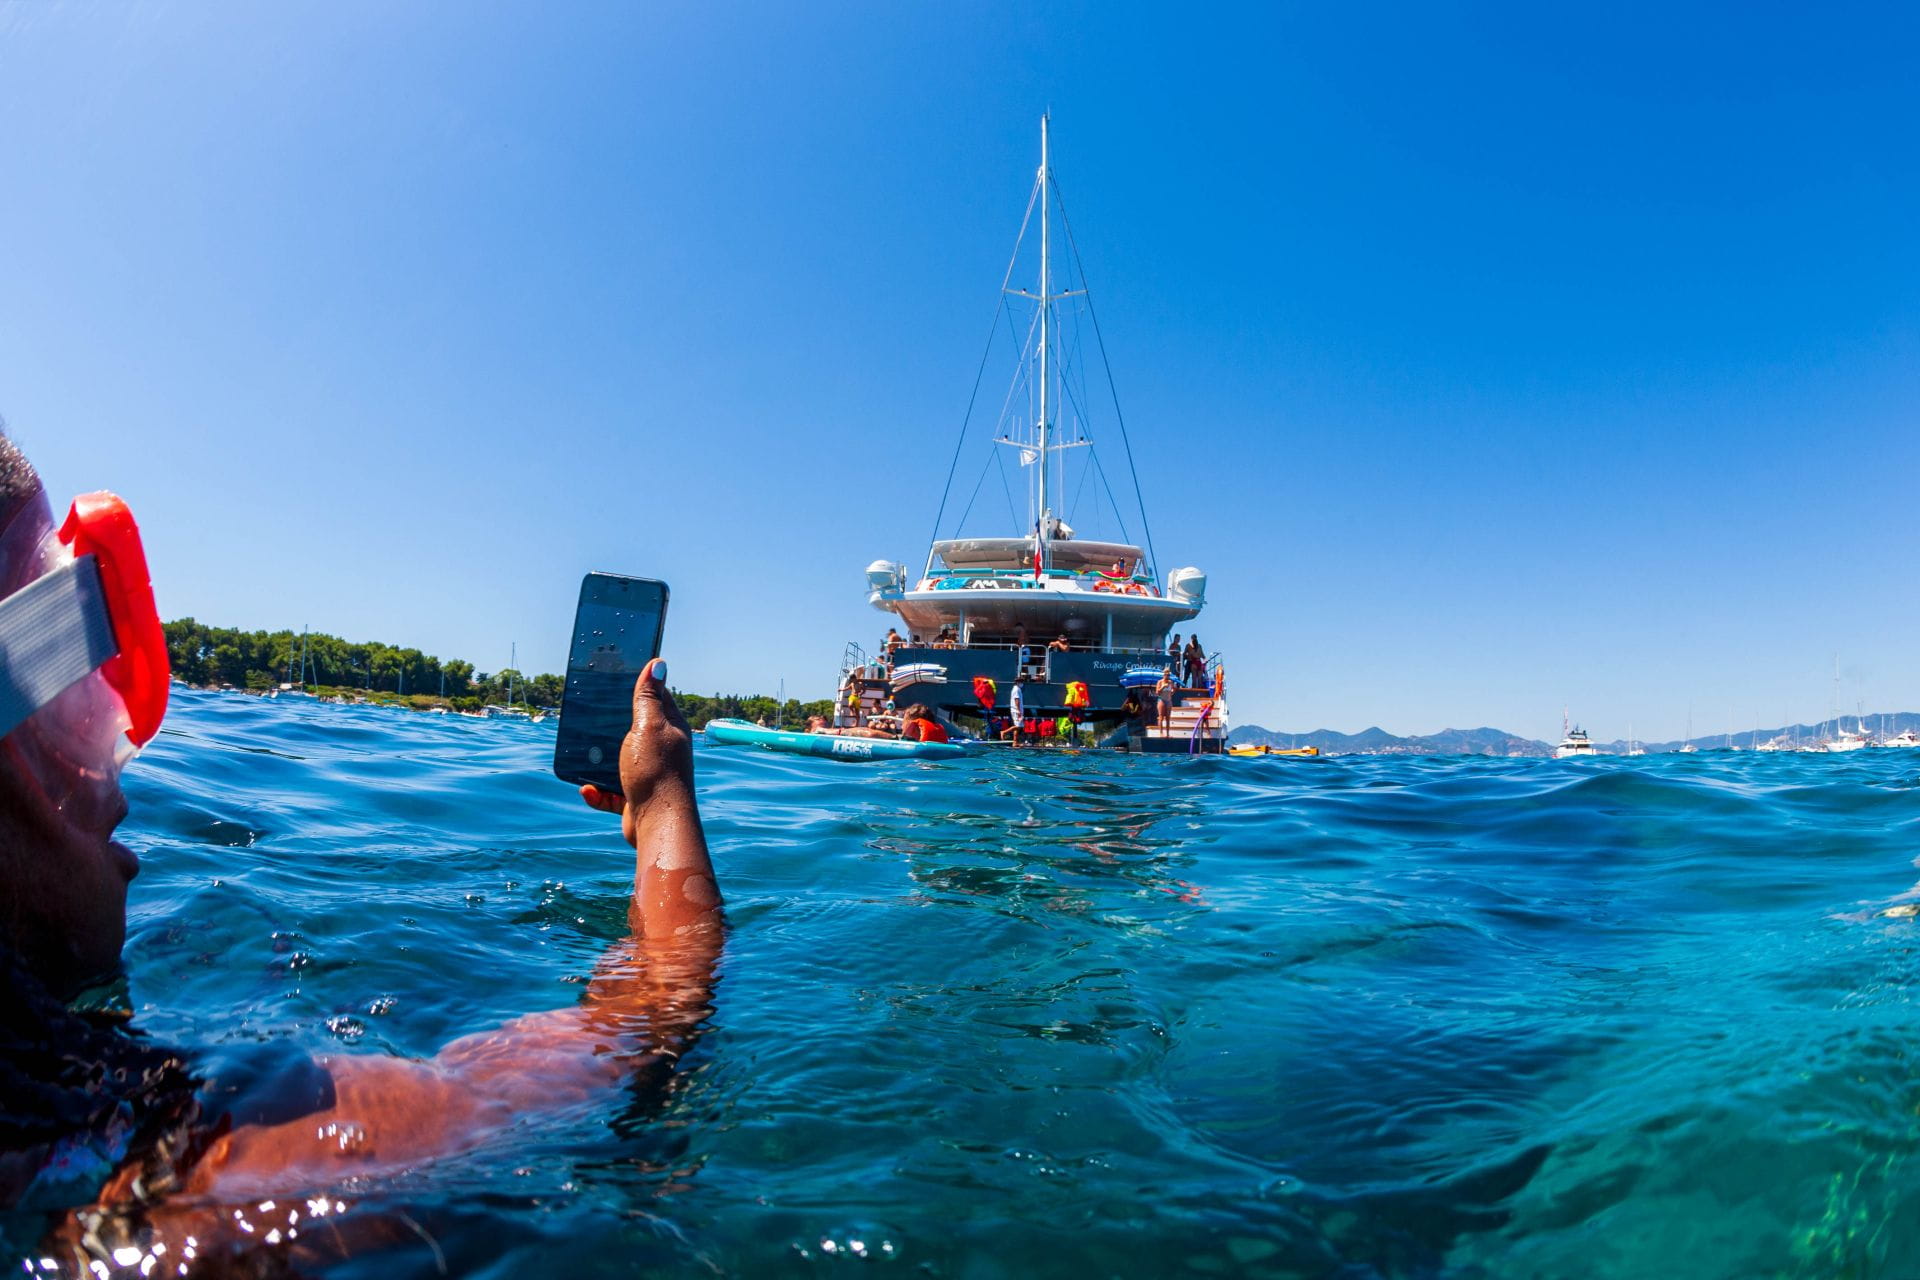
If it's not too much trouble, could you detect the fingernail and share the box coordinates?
[650,659,668,684]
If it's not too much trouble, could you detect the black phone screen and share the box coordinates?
[552,573,669,790]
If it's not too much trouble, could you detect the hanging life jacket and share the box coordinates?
[1063,680,1090,709]
[972,675,997,710]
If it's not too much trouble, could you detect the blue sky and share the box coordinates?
[3,2,1915,742]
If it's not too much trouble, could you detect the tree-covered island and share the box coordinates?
[163,619,833,729]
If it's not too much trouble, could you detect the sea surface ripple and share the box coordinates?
[90,690,1920,1276]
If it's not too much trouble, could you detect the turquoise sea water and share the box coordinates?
[71,689,1920,1275]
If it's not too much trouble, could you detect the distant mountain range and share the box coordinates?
[1229,724,1553,756]
[1230,712,1920,757]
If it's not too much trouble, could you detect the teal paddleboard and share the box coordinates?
[704,718,968,762]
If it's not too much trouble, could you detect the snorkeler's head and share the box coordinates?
[0,430,146,997]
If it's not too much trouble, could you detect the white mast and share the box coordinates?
[1036,113,1052,570]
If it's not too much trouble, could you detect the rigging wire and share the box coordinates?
[992,301,1043,455]
[993,441,1019,527]
[1067,437,1095,522]
[1051,177,1160,583]
[1089,449,1135,546]
[923,176,1043,574]
[951,448,1000,537]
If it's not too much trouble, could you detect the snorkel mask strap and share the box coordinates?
[0,557,116,739]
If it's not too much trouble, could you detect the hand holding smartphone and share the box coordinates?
[552,573,669,791]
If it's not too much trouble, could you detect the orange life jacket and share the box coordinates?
[904,716,949,744]
[1063,680,1090,708]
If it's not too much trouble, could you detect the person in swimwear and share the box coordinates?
[1155,668,1176,730]
[0,434,724,1271]
[804,714,894,739]
[898,704,948,744]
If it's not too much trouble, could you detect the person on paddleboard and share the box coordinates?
[0,432,724,1273]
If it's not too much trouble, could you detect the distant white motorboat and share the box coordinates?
[1877,728,1920,749]
[1554,711,1597,759]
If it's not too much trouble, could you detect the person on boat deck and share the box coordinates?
[1108,558,1128,577]
[1014,624,1030,670]
[1167,634,1182,670]
[1155,668,1176,730]
[846,666,874,724]
[1007,678,1027,746]
[1183,636,1206,690]
[1048,635,1070,653]
[0,434,725,1270]
[899,704,949,745]
[882,628,903,661]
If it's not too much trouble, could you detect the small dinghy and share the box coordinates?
[704,718,968,762]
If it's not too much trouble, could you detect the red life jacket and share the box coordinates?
[972,675,996,709]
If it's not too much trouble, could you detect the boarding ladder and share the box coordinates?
[1140,652,1230,752]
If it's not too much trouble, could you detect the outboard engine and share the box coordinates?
[866,559,906,608]
[1167,567,1208,606]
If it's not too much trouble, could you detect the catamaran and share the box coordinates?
[844,118,1225,753]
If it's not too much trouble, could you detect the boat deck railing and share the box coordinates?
[883,639,1178,661]
[920,567,1162,597]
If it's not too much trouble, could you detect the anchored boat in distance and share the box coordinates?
[841,117,1226,753]
[1553,712,1597,759]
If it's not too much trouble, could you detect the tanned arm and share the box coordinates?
[166,660,723,1197]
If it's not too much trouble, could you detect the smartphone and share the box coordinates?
[552,573,669,791]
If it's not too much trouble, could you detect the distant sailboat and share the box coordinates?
[1826,721,1869,753]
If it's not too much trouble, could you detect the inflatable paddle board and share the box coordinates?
[704,718,968,762]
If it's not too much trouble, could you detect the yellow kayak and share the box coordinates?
[1227,744,1320,758]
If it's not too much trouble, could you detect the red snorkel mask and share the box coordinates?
[0,489,168,831]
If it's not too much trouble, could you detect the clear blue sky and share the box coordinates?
[4,2,1915,742]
